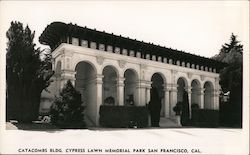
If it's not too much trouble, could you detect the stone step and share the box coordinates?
[84,115,96,127]
[159,117,181,128]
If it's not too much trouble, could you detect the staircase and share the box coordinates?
[84,115,96,127]
[159,117,182,128]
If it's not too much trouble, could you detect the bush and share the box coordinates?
[191,109,219,127]
[50,80,86,129]
[99,105,149,128]
[104,96,115,105]
[191,103,199,110]
[219,101,242,128]
[173,102,182,115]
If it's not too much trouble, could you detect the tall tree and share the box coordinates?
[212,33,243,127]
[6,21,54,122]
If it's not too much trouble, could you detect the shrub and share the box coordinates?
[104,96,115,105]
[99,105,148,128]
[173,102,182,115]
[191,103,199,110]
[219,101,242,128]
[191,109,219,127]
[50,80,86,129]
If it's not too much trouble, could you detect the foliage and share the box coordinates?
[181,91,190,126]
[212,33,243,93]
[173,102,182,115]
[191,103,199,110]
[6,21,54,122]
[191,109,219,127]
[104,96,115,105]
[99,105,148,128]
[212,33,243,127]
[50,80,86,129]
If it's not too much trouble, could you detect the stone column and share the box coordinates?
[146,81,152,104]
[185,86,192,119]
[116,77,125,106]
[213,89,220,110]
[163,85,171,117]
[199,88,205,109]
[95,74,103,126]
[214,78,220,110]
[136,80,147,106]
[145,81,152,127]
[169,84,178,116]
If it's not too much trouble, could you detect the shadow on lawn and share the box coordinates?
[12,122,65,133]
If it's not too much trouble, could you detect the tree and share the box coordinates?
[212,33,243,127]
[181,90,190,126]
[6,21,54,122]
[50,80,86,129]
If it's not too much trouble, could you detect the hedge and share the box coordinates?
[99,105,149,128]
[191,109,219,127]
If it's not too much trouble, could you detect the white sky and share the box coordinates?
[0,1,249,58]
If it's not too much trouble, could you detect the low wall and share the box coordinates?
[99,105,149,128]
[191,109,219,127]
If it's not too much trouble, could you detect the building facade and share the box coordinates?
[39,22,224,126]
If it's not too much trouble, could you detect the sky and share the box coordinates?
[0,1,249,59]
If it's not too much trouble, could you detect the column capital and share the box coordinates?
[200,88,205,91]
[163,84,171,91]
[116,77,125,87]
[200,89,205,95]
[116,77,125,82]
[61,69,76,75]
[170,88,178,92]
[95,74,104,84]
[138,79,148,84]
[145,81,152,89]
[96,74,104,79]
[136,80,147,89]
[168,84,178,92]
[184,86,192,93]
[146,80,152,85]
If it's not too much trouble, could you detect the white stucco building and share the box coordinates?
[39,22,225,126]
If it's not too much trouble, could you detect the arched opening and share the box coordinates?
[177,78,187,102]
[75,61,96,123]
[177,77,189,125]
[149,73,165,127]
[124,69,138,105]
[151,73,165,116]
[191,80,201,108]
[102,66,118,105]
[204,81,214,109]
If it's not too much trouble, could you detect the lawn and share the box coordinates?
[11,122,59,131]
